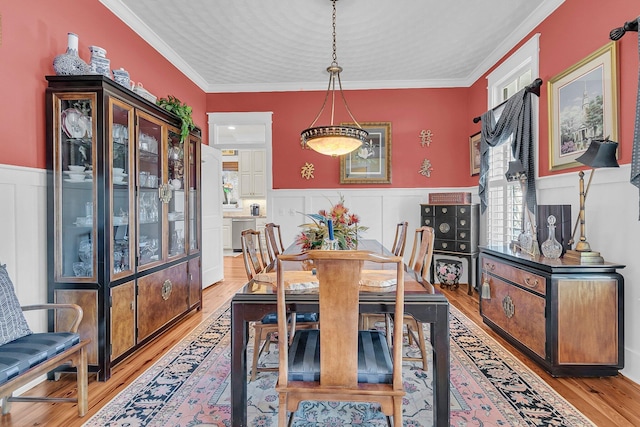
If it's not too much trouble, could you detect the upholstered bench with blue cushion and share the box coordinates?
[0,265,89,417]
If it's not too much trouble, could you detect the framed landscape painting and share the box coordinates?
[339,122,391,184]
[548,42,618,171]
[470,132,481,175]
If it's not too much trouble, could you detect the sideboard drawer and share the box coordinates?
[481,275,546,358]
[482,257,546,296]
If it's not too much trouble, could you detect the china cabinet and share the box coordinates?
[45,75,202,381]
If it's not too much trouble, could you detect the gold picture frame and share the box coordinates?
[470,131,481,175]
[339,122,392,184]
[548,42,618,171]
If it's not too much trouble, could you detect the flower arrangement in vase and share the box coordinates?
[296,194,368,251]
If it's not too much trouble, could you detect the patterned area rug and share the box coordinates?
[82,303,595,426]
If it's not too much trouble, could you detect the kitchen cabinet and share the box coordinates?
[479,246,624,377]
[223,218,233,250]
[46,75,202,381]
[239,149,265,197]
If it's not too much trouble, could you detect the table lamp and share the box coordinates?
[505,160,539,255]
[564,138,619,263]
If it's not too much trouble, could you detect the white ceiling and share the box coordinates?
[100,0,564,93]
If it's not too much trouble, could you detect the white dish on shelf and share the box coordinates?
[64,178,86,183]
[61,108,87,139]
[67,165,85,172]
[113,178,127,184]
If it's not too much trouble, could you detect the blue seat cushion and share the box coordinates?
[261,312,319,324]
[0,332,81,385]
[287,329,393,384]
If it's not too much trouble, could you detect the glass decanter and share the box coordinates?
[541,215,562,259]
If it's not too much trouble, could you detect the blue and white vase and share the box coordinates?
[53,33,90,76]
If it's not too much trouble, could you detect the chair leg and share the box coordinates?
[251,324,264,381]
[415,321,428,371]
[1,393,12,415]
[392,395,403,426]
[77,346,88,416]
[278,392,288,427]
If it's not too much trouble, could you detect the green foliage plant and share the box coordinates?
[156,95,195,142]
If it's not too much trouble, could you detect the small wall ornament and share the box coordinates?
[419,129,433,147]
[419,159,433,177]
[300,162,315,180]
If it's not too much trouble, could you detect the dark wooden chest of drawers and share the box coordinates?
[421,204,479,253]
[421,204,479,293]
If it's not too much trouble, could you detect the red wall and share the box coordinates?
[1,0,207,170]
[3,0,638,186]
[207,87,473,189]
[467,0,639,177]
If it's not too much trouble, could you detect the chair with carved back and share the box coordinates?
[360,221,408,346]
[391,221,409,257]
[359,226,434,370]
[265,223,286,265]
[276,250,405,426]
[401,226,435,370]
[241,229,319,381]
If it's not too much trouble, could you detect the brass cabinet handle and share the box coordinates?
[442,207,448,214]
[161,280,173,300]
[442,242,448,248]
[523,277,539,288]
[459,219,467,226]
[502,295,515,318]
[459,232,466,239]
[159,183,173,204]
[460,244,467,250]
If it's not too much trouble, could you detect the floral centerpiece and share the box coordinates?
[295,195,368,250]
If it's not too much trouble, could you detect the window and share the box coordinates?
[484,35,539,246]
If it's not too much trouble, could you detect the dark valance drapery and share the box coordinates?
[478,88,536,214]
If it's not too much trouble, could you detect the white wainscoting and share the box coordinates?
[0,164,48,332]
[267,187,479,265]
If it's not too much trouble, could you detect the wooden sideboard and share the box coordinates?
[479,246,625,377]
[421,204,479,294]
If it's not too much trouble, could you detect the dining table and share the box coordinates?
[230,239,450,426]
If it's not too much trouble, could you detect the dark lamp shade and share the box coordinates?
[575,139,620,168]
[505,160,526,181]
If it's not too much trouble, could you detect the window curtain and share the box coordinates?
[631,16,640,219]
[478,89,536,215]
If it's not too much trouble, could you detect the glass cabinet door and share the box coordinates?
[167,127,186,258]
[187,134,200,253]
[109,98,135,278]
[53,93,97,281]
[136,112,163,268]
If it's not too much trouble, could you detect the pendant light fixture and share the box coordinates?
[300,0,368,157]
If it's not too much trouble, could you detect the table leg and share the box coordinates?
[230,303,249,427]
[431,304,451,426]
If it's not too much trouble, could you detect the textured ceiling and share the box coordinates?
[100,0,564,93]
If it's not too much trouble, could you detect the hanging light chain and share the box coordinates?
[331,0,338,65]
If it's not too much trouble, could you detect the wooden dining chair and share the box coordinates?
[241,229,319,381]
[401,226,435,370]
[391,221,409,257]
[275,250,405,426]
[265,223,285,265]
[360,226,434,371]
[360,221,408,345]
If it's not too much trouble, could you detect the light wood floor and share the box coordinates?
[1,255,639,426]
